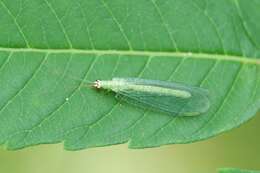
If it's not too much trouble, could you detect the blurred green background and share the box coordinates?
[1,112,259,173]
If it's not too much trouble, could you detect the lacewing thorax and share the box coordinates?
[92,78,210,116]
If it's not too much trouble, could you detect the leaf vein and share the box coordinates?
[190,1,226,54]
[149,0,178,51]
[76,1,96,50]
[20,55,98,143]
[8,55,97,145]
[0,53,48,116]
[191,63,244,136]
[99,0,133,50]
[0,48,258,64]
[0,52,12,72]
[0,0,30,47]
[233,0,260,50]
[43,0,73,48]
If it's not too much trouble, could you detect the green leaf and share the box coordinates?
[218,168,260,173]
[0,0,259,150]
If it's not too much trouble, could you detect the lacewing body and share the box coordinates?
[93,78,210,116]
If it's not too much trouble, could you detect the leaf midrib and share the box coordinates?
[0,47,259,65]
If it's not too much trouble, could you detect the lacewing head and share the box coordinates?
[93,80,101,89]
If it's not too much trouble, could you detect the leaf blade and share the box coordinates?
[0,0,259,150]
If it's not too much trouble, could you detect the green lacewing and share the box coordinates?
[47,68,209,116]
[92,78,210,116]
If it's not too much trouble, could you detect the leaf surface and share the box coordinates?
[0,0,259,150]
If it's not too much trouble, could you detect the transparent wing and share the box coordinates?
[113,78,210,116]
